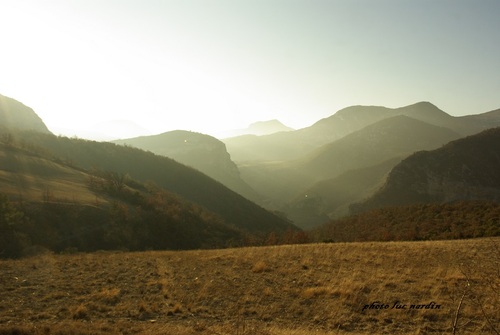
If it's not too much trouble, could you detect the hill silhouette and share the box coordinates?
[225,119,294,137]
[113,130,260,202]
[223,102,500,162]
[245,119,294,135]
[0,94,51,134]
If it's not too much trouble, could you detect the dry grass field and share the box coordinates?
[0,238,498,335]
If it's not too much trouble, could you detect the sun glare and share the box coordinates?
[1,1,499,139]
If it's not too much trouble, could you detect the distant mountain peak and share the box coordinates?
[396,101,448,115]
[245,119,294,135]
[223,119,294,138]
[409,101,438,108]
[249,119,286,127]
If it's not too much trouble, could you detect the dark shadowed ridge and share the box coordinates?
[351,127,500,213]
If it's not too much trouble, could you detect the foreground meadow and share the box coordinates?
[0,238,498,335]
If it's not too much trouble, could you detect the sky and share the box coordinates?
[1,0,499,140]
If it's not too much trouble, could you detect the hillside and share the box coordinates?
[0,143,101,204]
[313,201,500,242]
[0,129,296,236]
[456,107,500,134]
[352,127,500,213]
[0,94,51,134]
[113,130,260,202]
[0,239,498,334]
[297,115,461,181]
[0,142,250,258]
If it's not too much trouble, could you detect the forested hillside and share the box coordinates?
[353,127,500,212]
[311,201,500,242]
[0,127,303,258]
[0,129,295,235]
[0,141,248,258]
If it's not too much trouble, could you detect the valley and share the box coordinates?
[2,95,500,254]
[109,101,500,230]
[1,2,499,334]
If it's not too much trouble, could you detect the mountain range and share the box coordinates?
[1,93,499,253]
[222,102,500,228]
[223,101,500,162]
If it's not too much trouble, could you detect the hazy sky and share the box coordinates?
[1,0,499,139]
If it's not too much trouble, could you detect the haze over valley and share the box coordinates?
[1,1,499,333]
[2,93,500,235]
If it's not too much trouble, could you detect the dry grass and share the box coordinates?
[0,238,498,334]
[0,148,109,205]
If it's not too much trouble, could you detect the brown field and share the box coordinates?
[0,238,498,335]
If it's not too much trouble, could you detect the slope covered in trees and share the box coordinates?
[311,201,500,242]
[0,141,249,258]
[0,129,296,236]
[353,127,500,213]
